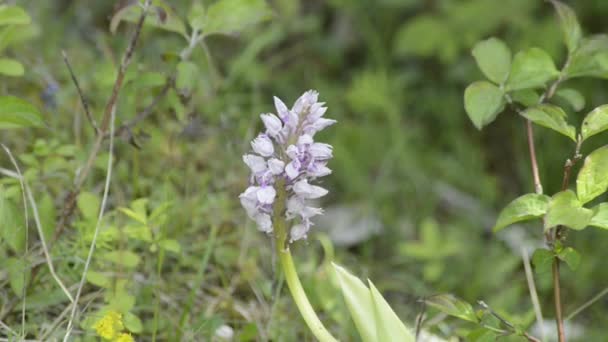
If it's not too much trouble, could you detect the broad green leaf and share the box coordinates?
[77,191,100,221]
[393,15,454,62]
[494,193,551,232]
[521,105,576,141]
[86,270,112,288]
[0,24,38,52]
[203,0,272,36]
[6,257,29,297]
[332,263,376,342]
[471,37,511,84]
[425,294,479,323]
[565,34,608,79]
[577,146,608,204]
[119,207,147,224]
[124,224,153,242]
[124,312,143,333]
[550,0,582,54]
[556,88,585,112]
[159,239,181,253]
[368,281,415,342]
[506,48,559,91]
[103,250,141,268]
[510,89,539,107]
[110,1,187,38]
[545,190,593,231]
[464,81,505,130]
[0,58,23,76]
[582,104,608,141]
[188,2,206,32]
[0,193,26,253]
[0,96,44,129]
[467,329,498,342]
[532,248,554,274]
[39,192,57,241]
[0,5,31,26]
[557,247,581,270]
[590,203,608,229]
[176,61,199,95]
[109,291,136,312]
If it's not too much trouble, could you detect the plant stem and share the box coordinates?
[525,120,543,195]
[273,183,337,342]
[553,259,566,342]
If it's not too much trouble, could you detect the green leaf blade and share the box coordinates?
[0,5,31,26]
[368,281,415,342]
[494,193,551,232]
[0,58,24,76]
[464,81,505,130]
[545,190,593,231]
[506,48,559,91]
[577,146,608,204]
[0,96,44,129]
[425,294,479,323]
[550,0,582,54]
[582,104,608,141]
[204,0,272,37]
[471,37,511,84]
[521,104,576,141]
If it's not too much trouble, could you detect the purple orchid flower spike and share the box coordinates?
[239,90,336,242]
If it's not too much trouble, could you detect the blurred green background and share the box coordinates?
[1,0,608,340]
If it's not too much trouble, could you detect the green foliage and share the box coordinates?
[333,263,415,342]
[464,81,505,129]
[471,37,511,84]
[550,0,582,54]
[493,193,550,232]
[582,104,608,141]
[520,104,576,141]
[0,96,44,129]
[424,294,479,323]
[203,0,272,37]
[576,146,608,204]
[545,190,593,231]
[506,48,559,91]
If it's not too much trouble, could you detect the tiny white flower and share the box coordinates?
[254,213,272,232]
[267,158,285,175]
[251,134,274,157]
[273,96,290,119]
[293,179,328,199]
[309,143,333,160]
[243,154,267,173]
[290,223,308,242]
[257,186,276,204]
[239,186,259,218]
[285,160,300,179]
[297,134,313,145]
[261,113,282,137]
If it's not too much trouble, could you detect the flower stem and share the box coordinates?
[273,183,337,342]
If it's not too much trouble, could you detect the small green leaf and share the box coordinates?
[86,270,112,288]
[425,294,479,323]
[124,312,143,333]
[590,203,608,229]
[0,5,31,26]
[577,146,608,204]
[159,239,181,253]
[332,263,376,342]
[77,191,100,221]
[368,281,415,342]
[0,58,23,76]
[0,96,44,129]
[564,34,608,79]
[176,61,199,95]
[6,257,29,297]
[545,190,593,231]
[109,291,136,312]
[203,0,272,36]
[550,0,582,54]
[582,105,608,141]
[110,1,187,38]
[0,193,26,253]
[467,328,499,342]
[187,2,206,32]
[521,104,576,141]
[506,48,559,91]
[557,247,581,270]
[471,37,511,84]
[103,250,141,268]
[555,88,585,112]
[464,81,505,130]
[510,89,539,107]
[119,207,147,224]
[494,193,551,232]
[532,248,554,274]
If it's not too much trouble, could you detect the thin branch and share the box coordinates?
[566,286,608,321]
[54,0,151,241]
[525,120,543,195]
[0,146,74,304]
[62,50,98,134]
[522,247,545,341]
[478,301,541,342]
[553,260,566,342]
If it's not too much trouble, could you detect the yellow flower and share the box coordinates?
[114,332,135,342]
[93,310,124,340]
